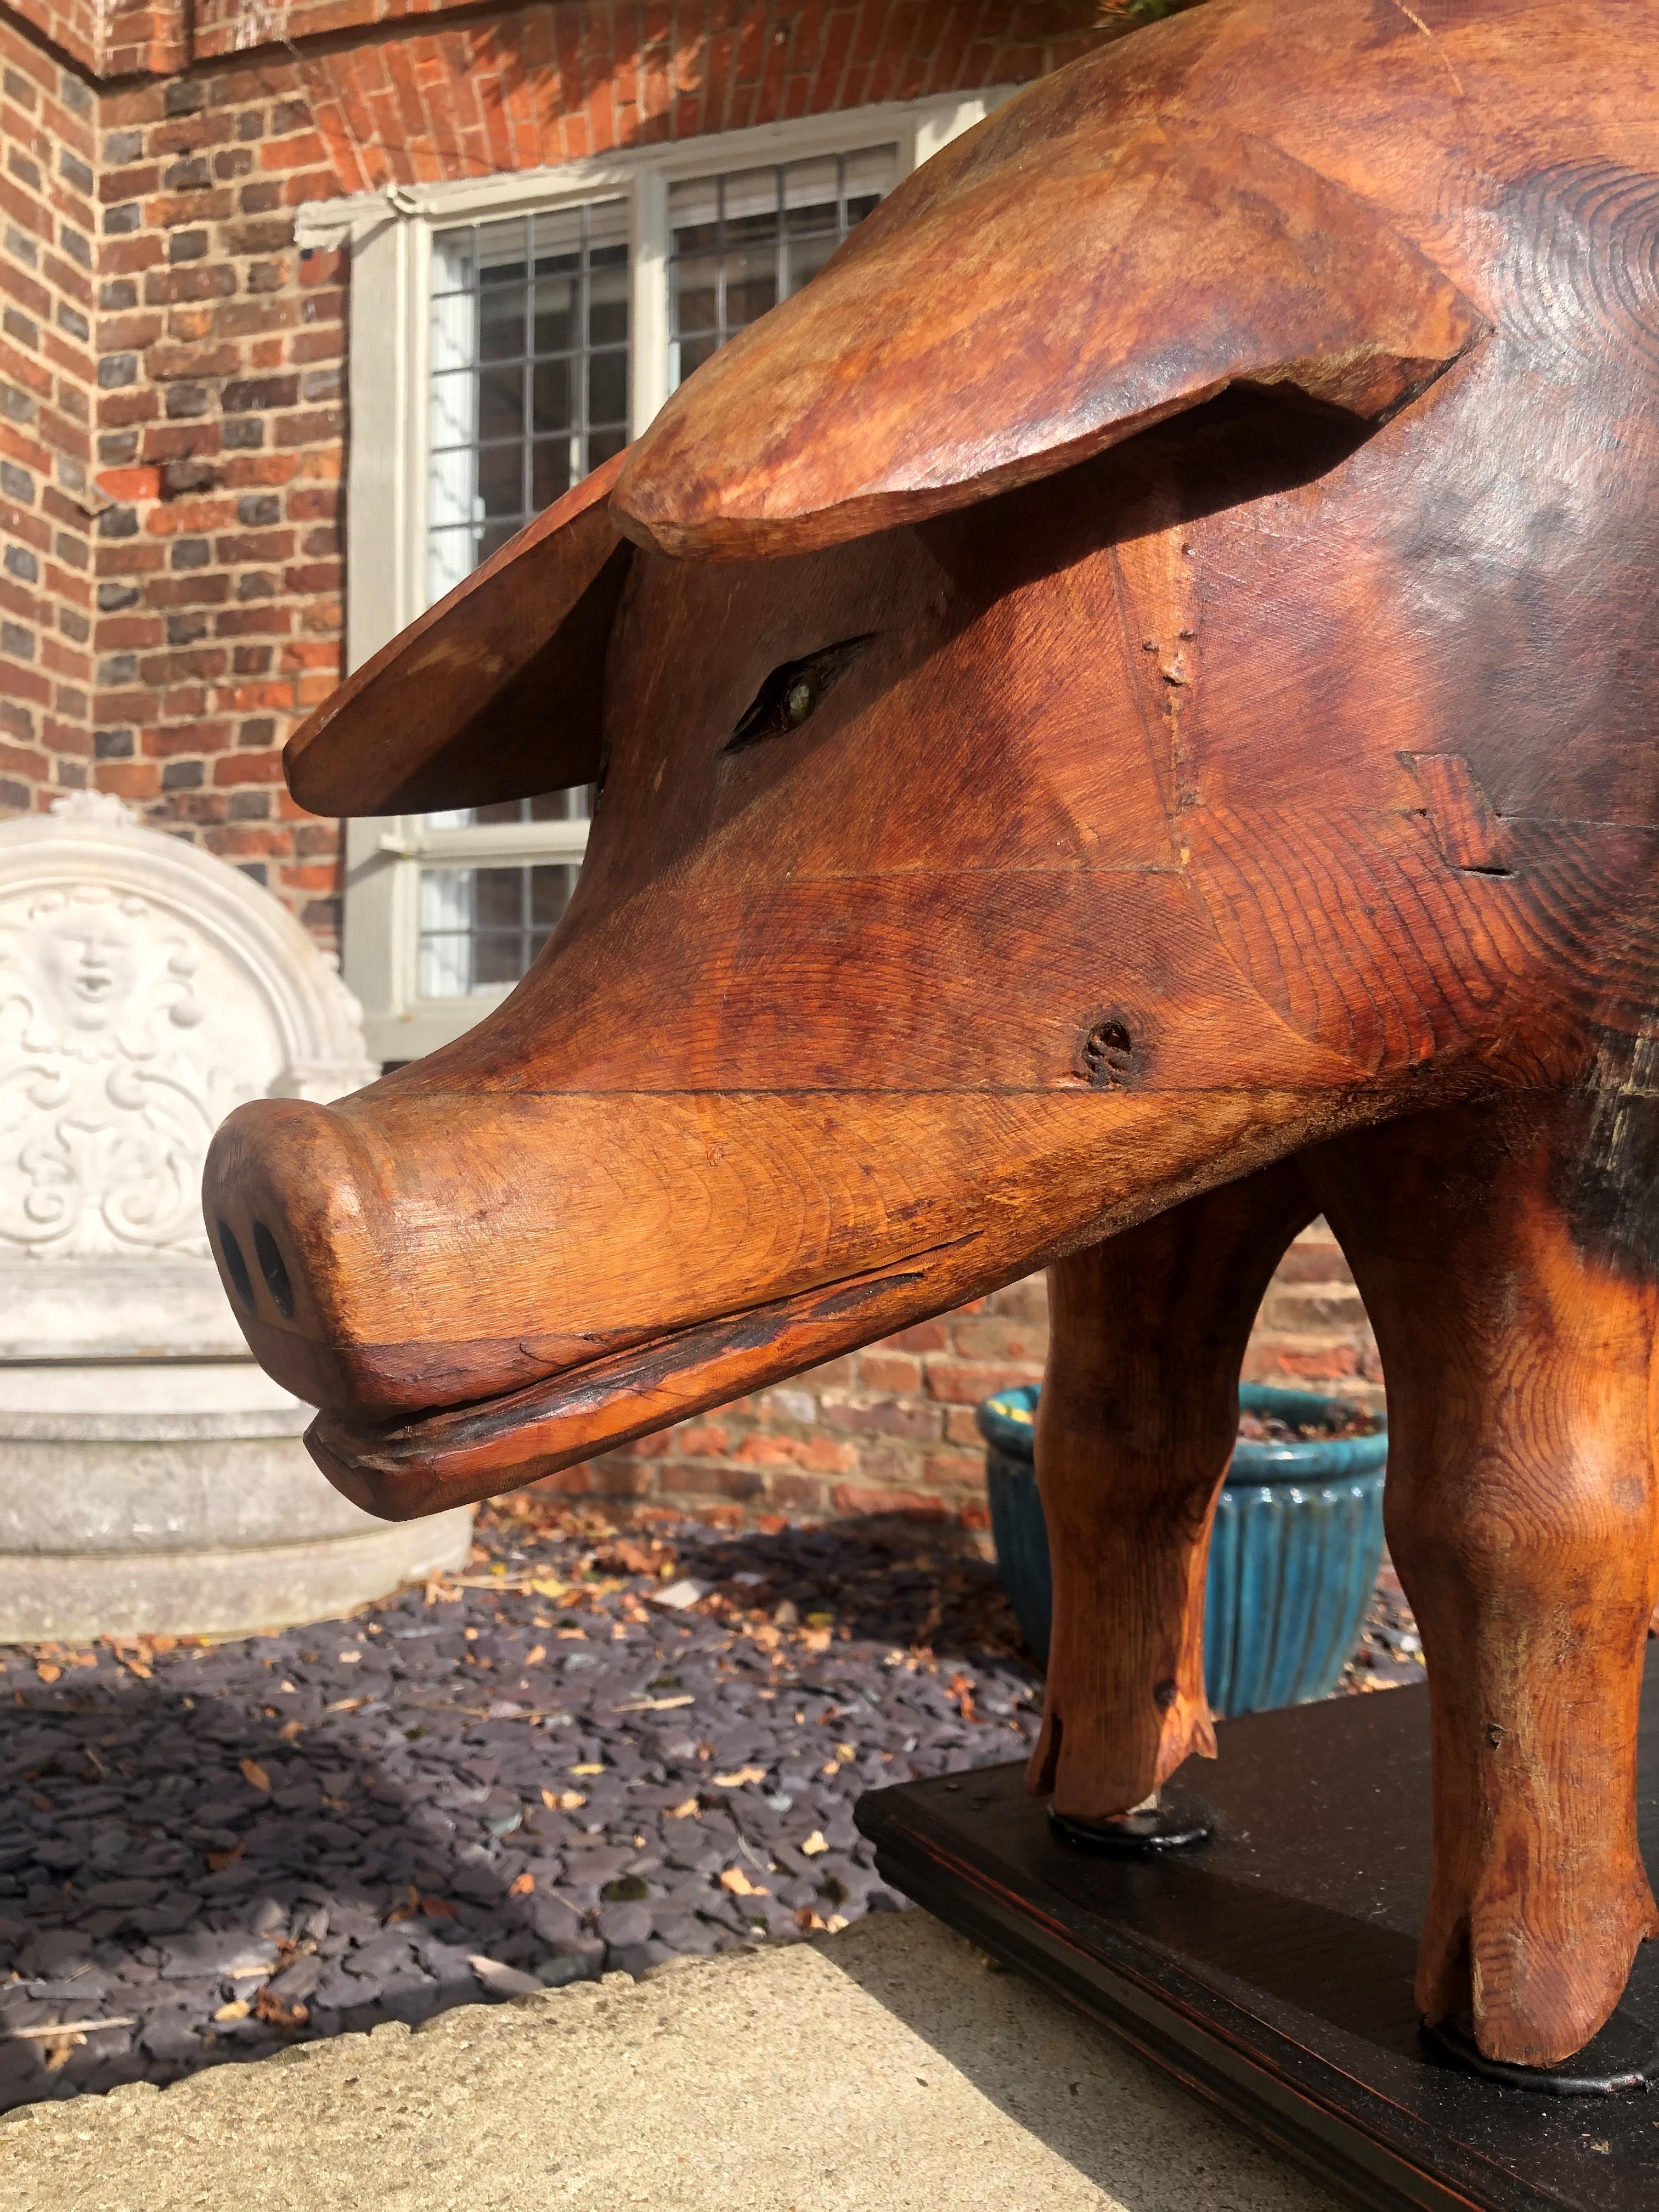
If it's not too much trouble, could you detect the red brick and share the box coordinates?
[923,1358,1043,1404]
[882,1319,951,1353]
[671,1423,732,1457]
[857,1350,922,1394]
[95,759,161,799]
[828,1486,949,1523]
[949,1316,1047,1362]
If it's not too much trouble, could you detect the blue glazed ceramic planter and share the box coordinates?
[977,1382,1387,1718]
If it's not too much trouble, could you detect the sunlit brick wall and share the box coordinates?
[90,63,349,937]
[0,18,97,811]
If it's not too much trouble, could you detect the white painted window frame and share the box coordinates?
[305,90,1014,1063]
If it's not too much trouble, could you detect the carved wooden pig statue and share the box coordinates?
[205,0,1659,2074]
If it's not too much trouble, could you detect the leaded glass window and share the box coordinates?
[428,201,630,605]
[668,145,897,388]
[415,790,592,1000]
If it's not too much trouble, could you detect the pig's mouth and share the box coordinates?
[304,1237,982,1522]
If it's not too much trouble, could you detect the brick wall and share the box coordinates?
[0,15,96,813]
[571,1223,1385,1536]
[91,59,349,937]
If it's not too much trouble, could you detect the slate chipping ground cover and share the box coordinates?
[0,1500,1423,2115]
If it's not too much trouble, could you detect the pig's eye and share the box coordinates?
[724,634,874,755]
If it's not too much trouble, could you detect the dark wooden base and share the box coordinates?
[854,1679,1659,2212]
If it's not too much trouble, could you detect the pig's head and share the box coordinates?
[205,0,1659,1515]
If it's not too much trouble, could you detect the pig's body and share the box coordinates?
[207,0,1659,2072]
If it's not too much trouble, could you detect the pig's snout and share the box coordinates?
[204,1094,404,1417]
[206,1081,1086,1444]
[206,1091,555,1420]
[205,1086,737,1427]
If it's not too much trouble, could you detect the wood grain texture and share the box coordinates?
[612,116,1482,558]
[1028,1164,1315,1820]
[284,449,629,817]
[207,0,1659,2068]
[1305,1103,1659,2069]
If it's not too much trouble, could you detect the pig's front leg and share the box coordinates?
[1026,1161,1315,1824]
[1308,1097,1659,2069]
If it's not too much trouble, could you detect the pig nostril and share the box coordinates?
[252,1221,296,1321]
[218,1222,254,1312]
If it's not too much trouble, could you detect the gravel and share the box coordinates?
[0,1496,1420,2115]
[1340,1560,1426,1691]
[0,1504,1043,2112]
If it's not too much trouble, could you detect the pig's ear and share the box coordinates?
[285,450,631,817]
[613,119,1485,558]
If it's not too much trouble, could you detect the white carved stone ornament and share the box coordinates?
[0,790,375,1267]
[0,793,469,1640]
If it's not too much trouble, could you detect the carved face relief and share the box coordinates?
[0,885,272,1259]
[37,907,140,1031]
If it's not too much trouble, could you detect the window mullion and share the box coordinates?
[633,170,669,433]
[576,197,590,487]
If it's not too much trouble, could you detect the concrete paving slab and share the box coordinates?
[0,1911,1341,2212]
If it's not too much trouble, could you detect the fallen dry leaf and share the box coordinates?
[524,1645,546,1666]
[239,1757,271,1794]
[666,1798,700,1818]
[719,1867,770,1898]
[255,1986,309,2032]
[713,1766,767,1788]
[801,1831,828,1857]
[35,1663,59,1684]
[540,1787,560,1810]
[205,1839,245,1872]
[556,1790,587,1811]
[385,1881,460,1924]
[280,1720,304,1742]
[508,1871,534,1897]
[569,1762,605,1776]
[213,1999,250,2022]
[795,1908,828,1932]
[594,1539,671,1577]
